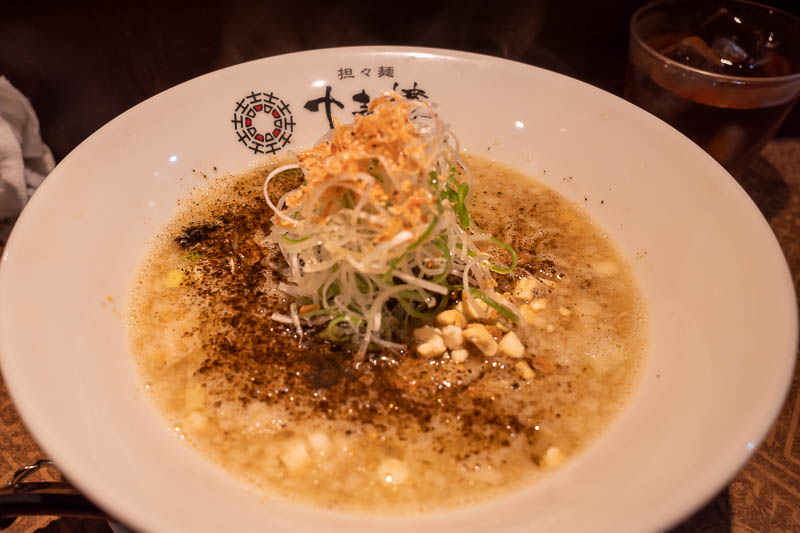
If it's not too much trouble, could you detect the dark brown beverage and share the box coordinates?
[624,1,800,177]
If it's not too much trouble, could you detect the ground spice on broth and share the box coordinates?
[128,154,646,512]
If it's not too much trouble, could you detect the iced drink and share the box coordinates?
[625,1,800,177]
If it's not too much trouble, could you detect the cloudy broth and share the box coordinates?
[128,155,646,512]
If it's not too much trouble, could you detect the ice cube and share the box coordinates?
[694,7,762,55]
[711,36,749,64]
[662,36,725,73]
[688,6,781,77]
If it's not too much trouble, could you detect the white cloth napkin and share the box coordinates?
[0,76,54,241]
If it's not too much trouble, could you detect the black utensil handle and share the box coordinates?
[0,460,109,529]
[0,486,108,527]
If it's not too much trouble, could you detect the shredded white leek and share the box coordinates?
[264,92,517,356]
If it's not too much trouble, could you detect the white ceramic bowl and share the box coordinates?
[0,47,796,533]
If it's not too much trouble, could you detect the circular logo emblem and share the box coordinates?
[232,91,295,154]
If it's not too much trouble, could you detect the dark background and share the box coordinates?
[2,0,799,162]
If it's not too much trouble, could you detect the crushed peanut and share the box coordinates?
[441,325,464,350]
[463,323,498,356]
[461,295,496,321]
[513,277,539,300]
[498,331,525,359]
[436,309,467,328]
[450,348,469,363]
[413,325,440,342]
[417,334,447,358]
[514,360,536,380]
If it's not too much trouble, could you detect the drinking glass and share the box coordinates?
[624,0,800,177]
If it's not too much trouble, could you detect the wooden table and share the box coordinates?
[1,139,798,532]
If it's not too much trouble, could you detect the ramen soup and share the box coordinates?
[129,153,646,512]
